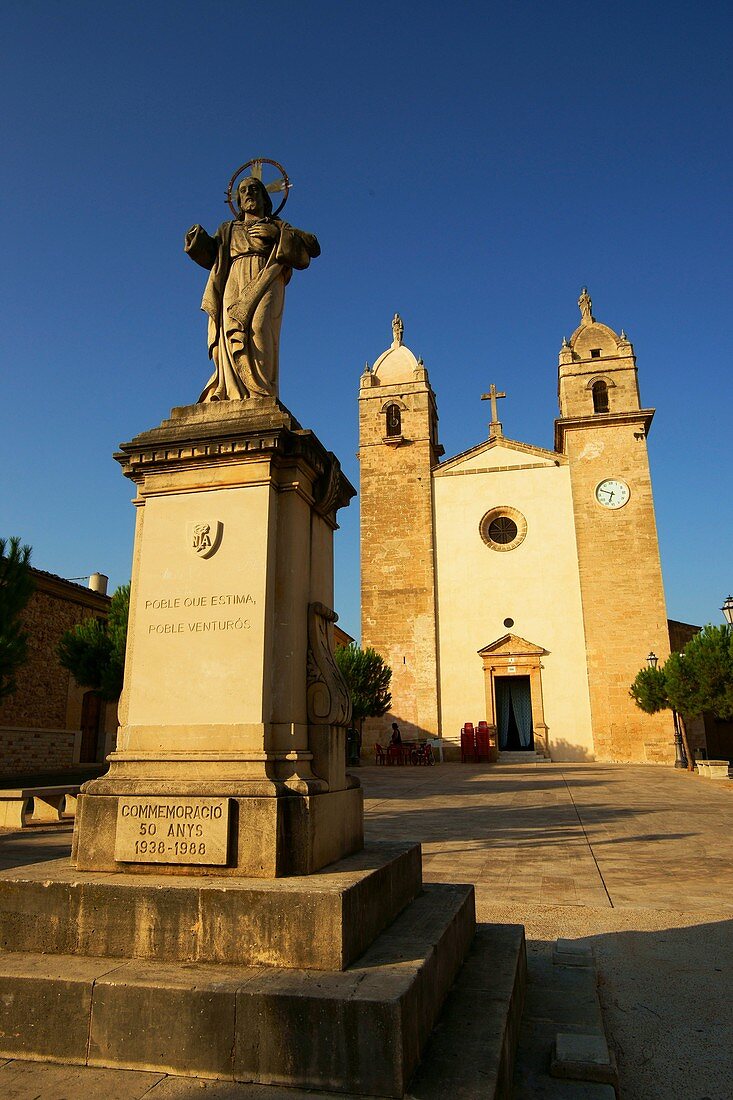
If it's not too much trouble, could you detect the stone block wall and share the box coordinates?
[0,727,77,777]
[0,571,112,774]
[359,378,441,747]
[555,311,677,764]
[560,420,675,763]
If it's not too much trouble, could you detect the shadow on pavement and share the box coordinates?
[514,917,733,1100]
[0,826,73,868]
[0,766,106,789]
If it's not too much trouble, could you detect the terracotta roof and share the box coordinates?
[29,568,111,606]
[31,567,93,591]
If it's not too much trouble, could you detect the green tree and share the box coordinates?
[668,625,733,720]
[662,650,699,718]
[0,537,34,700]
[629,665,668,715]
[335,643,392,731]
[58,583,130,700]
[629,657,694,770]
[630,624,733,769]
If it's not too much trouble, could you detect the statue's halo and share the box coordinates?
[226,158,291,219]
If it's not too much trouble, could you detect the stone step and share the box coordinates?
[0,922,527,1098]
[0,883,481,1097]
[408,923,526,1099]
[0,843,422,971]
[513,942,617,1099]
[498,751,552,765]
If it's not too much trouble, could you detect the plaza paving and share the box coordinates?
[0,762,730,1098]
[362,761,733,912]
[362,762,733,1099]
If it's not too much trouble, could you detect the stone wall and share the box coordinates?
[560,420,674,763]
[0,571,112,773]
[0,727,78,777]
[0,572,109,729]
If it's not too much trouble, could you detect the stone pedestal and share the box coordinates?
[0,856,477,1097]
[73,398,362,876]
[0,396,485,1095]
[0,845,423,971]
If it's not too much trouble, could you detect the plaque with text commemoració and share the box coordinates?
[115,797,230,865]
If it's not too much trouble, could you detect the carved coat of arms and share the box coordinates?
[186,520,223,559]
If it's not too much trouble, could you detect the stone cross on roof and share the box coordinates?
[481,383,506,438]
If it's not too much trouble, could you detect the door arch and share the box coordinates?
[478,633,549,757]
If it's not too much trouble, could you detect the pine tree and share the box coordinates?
[334,643,392,732]
[630,625,733,768]
[666,625,733,720]
[629,665,668,714]
[629,656,694,771]
[0,537,34,700]
[58,583,130,700]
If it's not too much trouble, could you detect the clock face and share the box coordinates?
[595,478,630,509]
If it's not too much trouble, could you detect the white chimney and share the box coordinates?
[89,573,109,595]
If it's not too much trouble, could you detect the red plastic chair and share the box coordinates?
[388,744,406,765]
[460,723,477,763]
[476,721,491,760]
[412,742,435,766]
[375,743,387,765]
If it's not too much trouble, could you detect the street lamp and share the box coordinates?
[670,705,688,769]
[722,595,733,626]
[647,649,687,769]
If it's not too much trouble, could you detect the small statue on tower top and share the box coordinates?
[391,313,404,347]
[578,287,594,325]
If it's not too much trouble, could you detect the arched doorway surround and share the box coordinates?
[477,634,549,758]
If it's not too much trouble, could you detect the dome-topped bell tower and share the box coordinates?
[555,289,674,762]
[558,287,641,419]
[358,315,443,743]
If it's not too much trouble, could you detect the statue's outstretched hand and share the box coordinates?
[184,224,217,270]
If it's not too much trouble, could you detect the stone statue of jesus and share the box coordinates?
[185,176,320,402]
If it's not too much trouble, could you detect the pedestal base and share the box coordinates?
[0,845,419,970]
[72,785,363,877]
[0,840,481,1096]
[0,883,475,1097]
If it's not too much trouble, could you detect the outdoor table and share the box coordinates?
[401,740,436,766]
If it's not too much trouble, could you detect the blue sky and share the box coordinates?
[2,1,731,640]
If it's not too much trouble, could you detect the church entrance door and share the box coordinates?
[479,634,548,757]
[495,676,534,751]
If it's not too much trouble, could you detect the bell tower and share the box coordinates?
[358,315,443,743]
[555,289,674,762]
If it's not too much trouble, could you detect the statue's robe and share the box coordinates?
[186,218,320,401]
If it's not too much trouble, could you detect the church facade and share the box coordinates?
[358,294,675,763]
